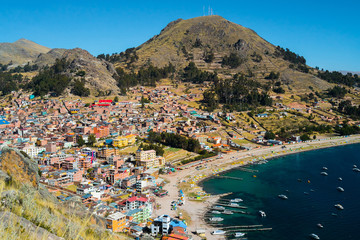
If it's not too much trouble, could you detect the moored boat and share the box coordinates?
[211,210,221,214]
[353,167,360,172]
[211,230,226,235]
[230,198,243,203]
[336,187,344,192]
[229,202,239,207]
[309,233,320,239]
[338,177,343,181]
[209,217,224,222]
[223,210,234,215]
[259,210,266,217]
[234,232,246,237]
[334,204,344,210]
[278,194,288,200]
[317,223,324,228]
[320,172,328,176]
[213,206,225,211]
[322,167,328,170]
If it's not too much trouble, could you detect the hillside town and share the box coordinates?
[0,82,357,239]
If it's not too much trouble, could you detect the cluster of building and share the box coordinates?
[0,88,220,238]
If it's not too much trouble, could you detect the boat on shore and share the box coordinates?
[309,233,320,239]
[337,187,344,192]
[320,172,328,176]
[278,194,288,200]
[259,210,266,217]
[209,217,224,222]
[334,204,344,210]
[211,230,226,235]
[234,232,246,237]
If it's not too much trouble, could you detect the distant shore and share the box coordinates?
[155,135,360,240]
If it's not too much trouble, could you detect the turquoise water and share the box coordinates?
[201,143,360,240]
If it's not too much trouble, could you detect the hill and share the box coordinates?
[0,39,50,65]
[113,15,332,92]
[28,48,119,96]
[0,147,123,240]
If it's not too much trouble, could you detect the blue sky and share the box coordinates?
[1,0,359,71]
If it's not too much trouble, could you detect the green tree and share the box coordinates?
[77,136,85,146]
[300,134,311,141]
[87,134,97,146]
[222,53,243,68]
[264,131,276,140]
[71,79,90,97]
[114,96,119,102]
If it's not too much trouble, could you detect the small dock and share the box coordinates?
[221,225,263,229]
[237,167,258,173]
[215,176,243,180]
[216,203,248,209]
[226,228,272,232]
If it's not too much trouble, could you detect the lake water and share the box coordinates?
[201,143,360,240]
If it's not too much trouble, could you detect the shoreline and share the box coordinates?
[154,135,360,240]
[198,135,360,187]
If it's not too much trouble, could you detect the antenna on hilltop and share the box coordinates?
[208,6,210,15]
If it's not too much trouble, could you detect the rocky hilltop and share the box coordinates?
[114,15,332,92]
[0,38,50,65]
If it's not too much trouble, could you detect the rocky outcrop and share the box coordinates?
[62,48,119,94]
[0,147,39,187]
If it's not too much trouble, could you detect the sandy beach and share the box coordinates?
[152,135,360,239]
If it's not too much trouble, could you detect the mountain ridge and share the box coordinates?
[0,38,50,65]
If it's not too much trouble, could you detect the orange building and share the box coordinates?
[106,212,126,232]
[93,126,110,138]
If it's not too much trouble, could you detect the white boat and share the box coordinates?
[213,206,225,210]
[278,194,288,200]
[211,210,221,214]
[229,203,239,207]
[209,217,224,222]
[353,165,357,168]
[259,210,266,217]
[334,204,344,210]
[322,167,328,170]
[338,177,343,181]
[336,187,344,192]
[230,198,243,203]
[317,223,324,228]
[320,172,328,176]
[223,210,234,215]
[309,233,320,239]
[234,232,246,237]
[353,168,360,172]
[211,230,226,235]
